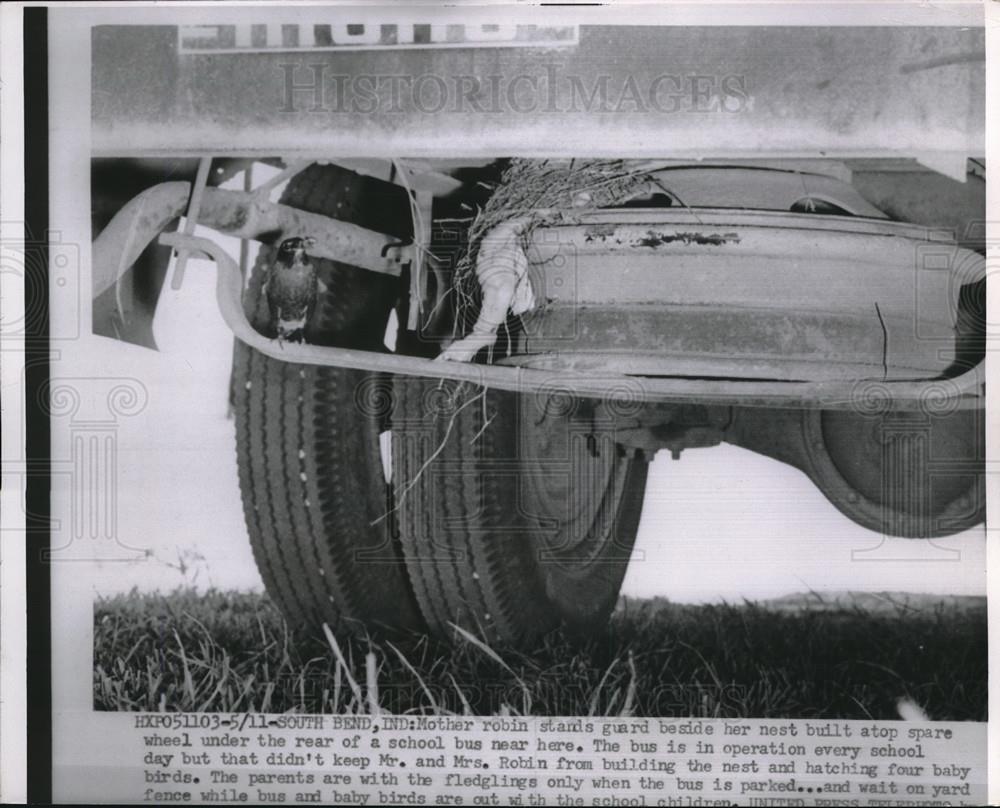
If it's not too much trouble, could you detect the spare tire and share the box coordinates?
[230,163,424,635]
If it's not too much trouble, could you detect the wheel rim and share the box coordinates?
[518,398,632,569]
[802,408,983,537]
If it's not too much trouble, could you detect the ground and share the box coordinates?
[94,589,986,720]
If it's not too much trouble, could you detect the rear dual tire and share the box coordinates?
[392,379,649,644]
[231,164,648,643]
[232,164,423,635]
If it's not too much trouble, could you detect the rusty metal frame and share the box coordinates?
[170,156,213,290]
[92,180,412,303]
[156,231,984,412]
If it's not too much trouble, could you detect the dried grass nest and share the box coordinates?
[450,158,658,345]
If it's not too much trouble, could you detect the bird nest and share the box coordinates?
[450,158,657,349]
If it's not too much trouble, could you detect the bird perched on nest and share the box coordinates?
[265,236,319,343]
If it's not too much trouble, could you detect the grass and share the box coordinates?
[94,588,986,720]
